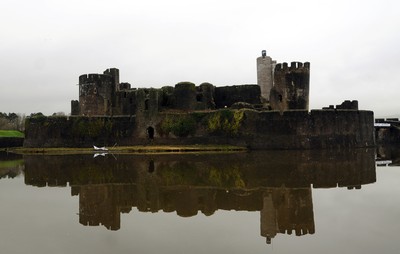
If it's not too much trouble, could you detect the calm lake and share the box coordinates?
[1,148,399,254]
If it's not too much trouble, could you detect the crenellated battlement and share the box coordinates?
[103,68,119,76]
[282,227,315,236]
[275,61,310,71]
[79,73,113,84]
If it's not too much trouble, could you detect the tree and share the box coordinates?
[0,112,26,131]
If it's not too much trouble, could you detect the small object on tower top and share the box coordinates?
[262,50,267,58]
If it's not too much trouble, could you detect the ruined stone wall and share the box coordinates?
[115,90,137,115]
[196,83,216,110]
[270,62,310,111]
[72,66,288,116]
[71,100,80,116]
[24,116,136,148]
[158,86,175,108]
[24,108,375,149]
[214,85,262,108]
[243,109,374,149]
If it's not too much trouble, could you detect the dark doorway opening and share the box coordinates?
[147,126,154,139]
[148,160,155,173]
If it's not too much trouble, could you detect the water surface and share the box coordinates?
[0,149,399,253]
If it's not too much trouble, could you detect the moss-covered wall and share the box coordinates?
[24,115,136,148]
[24,109,375,149]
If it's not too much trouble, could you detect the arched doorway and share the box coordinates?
[147,126,154,139]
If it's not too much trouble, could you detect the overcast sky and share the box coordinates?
[1,0,399,117]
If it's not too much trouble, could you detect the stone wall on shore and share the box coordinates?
[24,108,375,150]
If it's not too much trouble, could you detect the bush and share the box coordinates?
[159,114,197,137]
[207,109,244,136]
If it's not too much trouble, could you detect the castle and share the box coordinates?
[24,51,375,149]
[71,51,310,116]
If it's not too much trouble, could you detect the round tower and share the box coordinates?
[78,73,114,115]
[173,82,197,110]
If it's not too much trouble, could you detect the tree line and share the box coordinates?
[0,112,66,132]
[0,112,25,131]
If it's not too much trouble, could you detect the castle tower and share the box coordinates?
[78,73,115,116]
[270,62,310,112]
[257,50,276,102]
[73,68,120,116]
[173,82,197,111]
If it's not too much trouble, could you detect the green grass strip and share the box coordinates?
[0,130,24,138]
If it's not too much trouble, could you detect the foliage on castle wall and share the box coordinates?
[207,109,244,136]
[24,109,375,149]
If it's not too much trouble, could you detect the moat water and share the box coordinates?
[0,148,399,254]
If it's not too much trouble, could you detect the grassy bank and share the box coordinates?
[0,130,24,138]
[8,145,248,155]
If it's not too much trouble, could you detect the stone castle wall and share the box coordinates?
[24,109,374,149]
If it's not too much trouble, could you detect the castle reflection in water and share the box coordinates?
[2,149,377,244]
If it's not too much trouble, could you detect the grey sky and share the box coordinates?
[1,0,399,117]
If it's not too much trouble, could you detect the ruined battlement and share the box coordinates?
[322,100,359,110]
[275,61,310,71]
[270,60,310,112]
[79,73,114,84]
[282,227,315,236]
[103,68,119,77]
